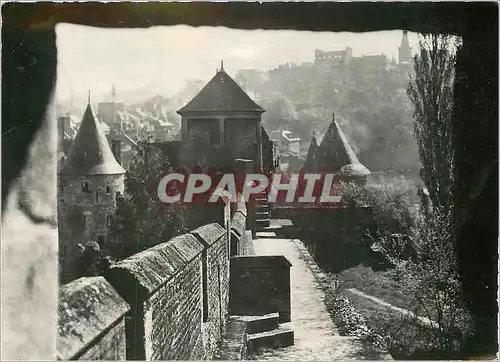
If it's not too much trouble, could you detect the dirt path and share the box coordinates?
[346,288,438,329]
[251,236,390,360]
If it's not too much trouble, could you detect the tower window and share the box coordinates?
[107,215,112,227]
[82,182,89,192]
[95,192,99,204]
[106,186,111,194]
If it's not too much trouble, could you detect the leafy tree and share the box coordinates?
[408,34,459,216]
[108,143,190,260]
[75,241,109,277]
[261,93,298,131]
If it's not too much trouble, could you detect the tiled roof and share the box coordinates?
[60,103,125,175]
[177,68,264,114]
[281,130,301,142]
[318,113,370,175]
[303,134,319,171]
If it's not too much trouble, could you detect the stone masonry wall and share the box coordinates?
[57,276,130,360]
[105,233,206,360]
[55,195,244,360]
[230,255,292,323]
[191,223,230,358]
[58,173,124,283]
[145,250,205,360]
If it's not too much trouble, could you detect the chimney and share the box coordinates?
[111,139,122,165]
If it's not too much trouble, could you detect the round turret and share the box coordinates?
[58,100,125,283]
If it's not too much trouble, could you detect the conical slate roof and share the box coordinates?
[60,103,125,175]
[303,133,319,172]
[318,113,370,176]
[177,64,264,114]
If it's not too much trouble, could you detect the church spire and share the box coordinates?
[220,60,224,71]
[88,89,91,105]
[399,30,412,64]
[402,30,409,46]
[112,84,116,99]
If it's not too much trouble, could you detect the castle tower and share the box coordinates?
[318,112,370,183]
[177,61,265,171]
[58,98,125,283]
[398,30,413,65]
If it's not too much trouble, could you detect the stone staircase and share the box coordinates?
[235,313,294,355]
[254,193,271,231]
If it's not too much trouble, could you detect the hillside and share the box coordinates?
[234,63,421,174]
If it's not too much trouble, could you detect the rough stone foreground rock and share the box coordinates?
[1,108,58,360]
[57,276,130,360]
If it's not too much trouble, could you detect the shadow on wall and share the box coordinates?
[58,222,232,361]
[57,188,239,360]
[57,195,293,361]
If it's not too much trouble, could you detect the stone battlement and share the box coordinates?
[56,194,285,360]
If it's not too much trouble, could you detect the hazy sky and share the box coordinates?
[55,24,419,103]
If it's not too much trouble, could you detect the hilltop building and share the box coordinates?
[268,30,413,89]
[314,47,353,67]
[58,99,125,283]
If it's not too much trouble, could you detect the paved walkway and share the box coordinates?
[251,236,382,360]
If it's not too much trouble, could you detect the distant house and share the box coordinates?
[280,130,301,156]
[97,86,174,143]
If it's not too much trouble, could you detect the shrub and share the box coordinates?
[337,177,420,265]
[368,209,472,359]
[338,179,473,358]
[399,209,472,356]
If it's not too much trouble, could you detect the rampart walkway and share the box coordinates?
[250,234,374,360]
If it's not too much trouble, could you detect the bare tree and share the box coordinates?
[408,34,459,217]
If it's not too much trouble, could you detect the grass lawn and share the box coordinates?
[327,264,443,359]
[335,264,413,310]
